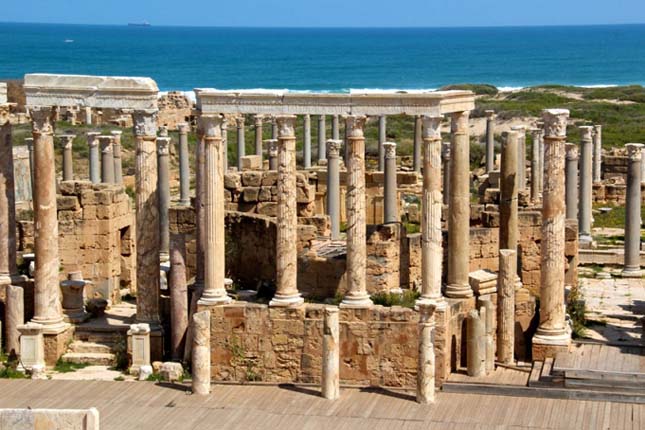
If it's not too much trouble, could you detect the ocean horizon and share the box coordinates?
[1,22,644,92]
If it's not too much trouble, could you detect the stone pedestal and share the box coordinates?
[592,125,602,183]
[378,115,386,171]
[622,143,644,277]
[303,114,311,168]
[321,306,340,400]
[128,323,151,375]
[565,143,579,221]
[326,140,342,240]
[60,271,90,323]
[497,249,516,365]
[59,134,75,181]
[317,115,326,163]
[466,308,485,377]
[5,284,24,355]
[383,142,398,224]
[111,130,123,185]
[485,110,496,173]
[177,123,190,206]
[267,139,278,171]
[254,115,263,159]
[192,310,211,395]
[578,126,594,246]
[236,117,245,170]
[87,132,100,184]
[198,115,232,306]
[271,116,303,307]
[416,303,436,404]
[533,109,571,357]
[169,233,189,360]
[413,115,422,173]
[157,137,171,261]
[99,135,115,184]
[341,116,372,309]
[17,322,45,371]
[445,111,473,298]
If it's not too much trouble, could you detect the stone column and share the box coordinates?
[497,249,516,365]
[5,285,24,355]
[25,137,35,201]
[132,110,161,328]
[529,128,541,202]
[84,106,92,125]
[578,126,594,246]
[221,118,229,172]
[413,115,422,173]
[29,107,66,332]
[466,308,485,377]
[0,104,19,284]
[111,130,123,185]
[592,125,602,183]
[622,143,644,277]
[194,123,206,291]
[446,111,473,298]
[326,140,342,240]
[417,116,445,308]
[341,116,372,308]
[271,117,278,140]
[416,303,436,404]
[303,114,311,169]
[177,123,190,206]
[533,109,571,351]
[512,126,527,190]
[59,134,75,181]
[159,125,169,137]
[442,142,450,205]
[500,131,521,290]
[157,137,171,262]
[99,135,115,184]
[270,116,303,307]
[198,115,232,306]
[60,272,89,323]
[254,115,263,158]
[266,139,278,171]
[378,115,387,171]
[87,132,100,184]
[236,117,245,170]
[332,114,340,140]
[169,233,189,361]
[191,310,211,395]
[478,296,495,374]
[321,306,340,400]
[565,143,579,220]
[317,115,326,163]
[485,110,496,173]
[383,142,398,224]
[536,125,545,196]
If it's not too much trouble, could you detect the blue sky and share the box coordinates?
[3,0,645,27]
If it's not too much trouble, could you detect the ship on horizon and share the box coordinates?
[127,21,151,27]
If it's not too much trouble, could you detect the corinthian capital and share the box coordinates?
[132,109,158,137]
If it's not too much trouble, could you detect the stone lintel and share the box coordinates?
[24,73,159,110]
[194,89,474,116]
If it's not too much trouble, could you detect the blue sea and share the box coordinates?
[0,23,644,92]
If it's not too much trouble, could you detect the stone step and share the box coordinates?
[61,352,116,367]
[68,341,112,355]
[73,330,126,348]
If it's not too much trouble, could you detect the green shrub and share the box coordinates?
[371,290,420,308]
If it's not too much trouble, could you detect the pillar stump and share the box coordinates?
[466,308,485,377]
[497,249,516,365]
[87,132,100,184]
[59,134,75,181]
[321,307,340,400]
[192,310,211,395]
[60,271,90,323]
[98,135,115,184]
[5,284,24,355]
[267,139,278,171]
[416,303,436,404]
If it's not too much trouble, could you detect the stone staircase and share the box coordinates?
[61,341,117,366]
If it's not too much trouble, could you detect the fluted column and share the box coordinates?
[59,134,75,181]
[341,116,372,308]
[87,132,100,184]
[332,114,340,140]
[0,104,19,283]
[303,114,311,168]
[254,115,263,160]
[111,130,123,184]
[534,109,571,347]
[198,114,232,306]
[497,249,516,364]
[383,142,398,224]
[417,116,445,308]
[485,110,496,173]
[500,131,521,290]
[537,125,545,196]
[326,140,342,240]
[446,111,472,298]
[565,143,579,220]
[413,115,422,173]
[29,106,66,332]
[622,143,644,277]
[99,135,115,184]
[378,115,386,171]
[317,115,326,163]
[132,110,161,326]
[416,303,436,404]
[157,137,171,262]
[177,124,190,205]
[592,125,602,183]
[529,128,541,202]
[578,126,593,246]
[25,137,35,201]
[270,115,303,307]
[194,123,206,290]
[236,117,245,170]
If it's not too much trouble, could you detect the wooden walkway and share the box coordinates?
[554,343,645,375]
[448,366,531,386]
[0,379,643,429]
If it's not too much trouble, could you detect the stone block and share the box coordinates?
[242,187,260,202]
[241,156,262,170]
[469,269,498,295]
[257,202,277,216]
[242,171,263,187]
[224,173,242,190]
[57,195,80,211]
[160,362,184,382]
[261,171,278,186]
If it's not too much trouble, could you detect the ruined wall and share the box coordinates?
[157,91,193,129]
[593,181,645,205]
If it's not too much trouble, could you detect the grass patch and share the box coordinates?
[371,290,420,308]
[54,358,89,373]
[567,286,587,339]
[0,366,27,379]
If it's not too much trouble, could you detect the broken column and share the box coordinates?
[111,130,123,185]
[87,132,100,184]
[533,109,571,356]
[191,310,211,395]
[267,139,278,171]
[317,115,326,163]
[84,106,92,125]
[500,131,521,290]
[416,303,436,404]
[417,116,445,307]
[326,139,341,240]
[565,143,579,220]
[622,143,644,278]
[270,115,303,307]
[497,249,516,365]
[592,125,602,183]
[478,296,495,374]
[413,115,422,173]
[177,123,190,206]
[341,116,372,308]
[303,114,311,168]
[236,116,245,170]
[383,141,398,224]
[254,115,263,159]
[157,136,171,262]
[59,134,75,181]
[5,285,24,355]
[446,111,473,298]
[169,233,189,360]
[466,308,485,377]
[321,306,340,400]
[198,115,232,305]
[485,110,496,172]
[99,135,115,184]
[578,126,594,246]
[378,115,386,171]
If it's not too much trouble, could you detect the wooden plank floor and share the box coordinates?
[0,380,642,429]
[447,366,531,386]
[555,343,645,374]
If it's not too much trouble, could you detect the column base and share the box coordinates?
[339,294,373,309]
[415,296,448,311]
[444,283,473,299]
[179,199,191,207]
[42,323,74,365]
[63,309,91,324]
[621,268,643,278]
[270,293,304,307]
[578,235,595,249]
[532,330,571,361]
[198,293,233,306]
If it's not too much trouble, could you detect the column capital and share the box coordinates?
[177,122,190,134]
[265,139,278,156]
[484,110,496,120]
[449,110,469,133]
[326,139,342,158]
[345,115,366,138]
[421,115,443,140]
[132,109,159,137]
[275,115,297,137]
[198,114,223,139]
[565,142,579,161]
[383,141,397,159]
[542,109,569,139]
[253,115,263,127]
[157,136,171,155]
[579,125,593,141]
[29,106,56,135]
[58,134,76,149]
[235,116,245,127]
[98,135,114,154]
[626,143,644,160]
[87,132,100,147]
[110,130,123,137]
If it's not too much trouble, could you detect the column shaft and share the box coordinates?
[592,125,602,183]
[0,106,18,278]
[622,144,644,276]
[326,140,341,240]
[317,115,326,163]
[303,114,311,168]
[497,249,516,364]
[332,115,340,140]
[157,137,171,261]
[466,308,485,377]
[191,310,211,395]
[60,135,74,181]
[416,303,436,404]
[413,116,422,173]
[87,132,100,184]
[565,143,579,220]
[530,129,541,202]
[442,142,450,205]
[111,131,123,185]
[5,284,24,355]
[578,126,593,244]
[254,115,263,158]
[383,142,398,224]
[99,136,115,184]
[169,233,188,360]
[378,116,386,171]
[485,111,496,173]
[236,117,245,170]
[321,307,340,400]
[177,124,190,205]
[194,127,206,289]
[500,131,519,251]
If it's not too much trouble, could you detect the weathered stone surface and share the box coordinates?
[416,303,436,404]
[0,408,99,430]
[160,361,184,382]
[192,310,211,395]
[321,307,340,400]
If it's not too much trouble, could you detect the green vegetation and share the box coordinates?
[440,83,499,96]
[371,290,420,308]
[566,286,587,339]
[593,204,645,233]
[146,372,163,382]
[113,375,125,381]
[403,222,420,235]
[54,358,89,373]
